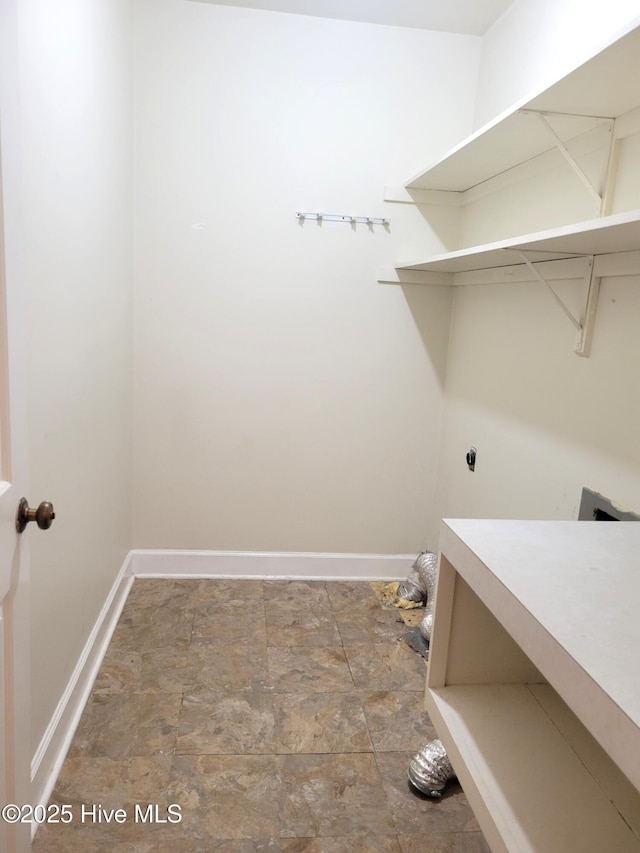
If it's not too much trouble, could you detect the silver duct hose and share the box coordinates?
[417,550,437,643]
[397,550,438,643]
[408,738,455,797]
[396,559,425,603]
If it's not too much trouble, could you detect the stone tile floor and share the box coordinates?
[33,579,490,852]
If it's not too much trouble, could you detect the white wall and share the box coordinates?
[132,0,481,553]
[19,0,134,755]
[436,275,640,525]
[17,0,639,809]
[434,1,640,536]
[474,0,640,127]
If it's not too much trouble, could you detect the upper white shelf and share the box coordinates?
[398,208,640,273]
[406,20,640,193]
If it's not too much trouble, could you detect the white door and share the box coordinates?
[1,0,38,849]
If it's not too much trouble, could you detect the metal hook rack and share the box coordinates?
[296,212,389,225]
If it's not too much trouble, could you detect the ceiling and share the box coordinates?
[188,0,517,36]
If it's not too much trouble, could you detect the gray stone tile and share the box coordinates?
[177,689,276,754]
[95,644,188,694]
[93,647,143,694]
[360,691,436,752]
[136,645,189,693]
[36,755,180,845]
[185,640,271,691]
[192,604,267,645]
[374,752,481,835]
[397,832,491,852]
[263,580,331,612]
[281,837,402,851]
[334,602,406,645]
[268,646,354,693]
[343,643,427,691]
[132,843,281,853]
[277,753,395,838]
[67,693,181,759]
[325,580,380,611]
[167,754,280,840]
[124,578,196,611]
[110,604,193,651]
[186,578,265,604]
[266,609,341,647]
[274,692,372,754]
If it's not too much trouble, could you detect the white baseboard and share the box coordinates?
[31,552,135,826]
[130,549,414,581]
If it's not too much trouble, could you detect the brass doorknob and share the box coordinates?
[16,498,56,533]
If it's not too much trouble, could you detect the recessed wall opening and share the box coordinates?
[578,487,640,521]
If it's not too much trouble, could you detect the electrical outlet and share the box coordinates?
[466,447,476,472]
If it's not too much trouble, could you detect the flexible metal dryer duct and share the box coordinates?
[398,550,438,642]
[408,738,455,797]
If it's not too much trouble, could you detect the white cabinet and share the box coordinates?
[427,519,640,852]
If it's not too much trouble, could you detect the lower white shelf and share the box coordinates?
[426,683,640,853]
[396,208,640,274]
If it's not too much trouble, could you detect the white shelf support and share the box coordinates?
[599,124,619,216]
[576,256,600,358]
[515,250,583,331]
[383,186,462,207]
[527,111,615,207]
[515,250,601,357]
[376,266,452,286]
